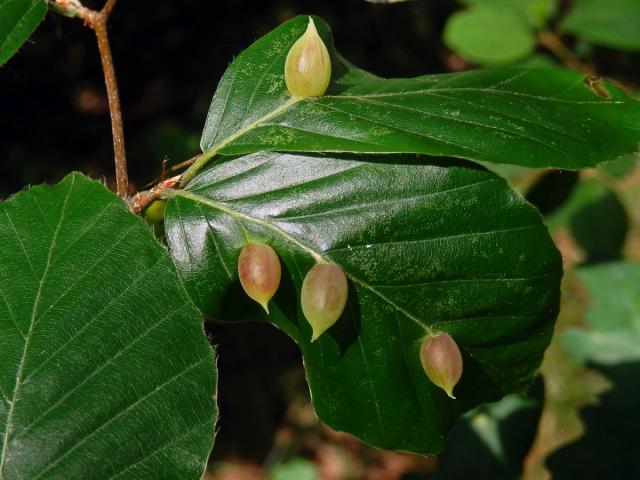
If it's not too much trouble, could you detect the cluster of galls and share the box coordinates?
[237,242,463,398]
[282,20,464,397]
[237,242,347,342]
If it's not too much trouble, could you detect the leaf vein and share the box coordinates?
[13,302,188,445]
[23,252,165,384]
[32,357,208,480]
[0,174,76,477]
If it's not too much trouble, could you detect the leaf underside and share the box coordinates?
[165,151,562,453]
[0,174,217,479]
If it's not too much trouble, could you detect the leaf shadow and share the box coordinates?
[325,279,362,356]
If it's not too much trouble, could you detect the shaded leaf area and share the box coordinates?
[546,179,628,262]
[165,151,562,454]
[546,362,640,479]
[0,0,46,66]
[195,15,640,179]
[0,174,217,479]
[434,379,543,480]
[563,262,640,365]
[561,0,640,51]
[525,169,579,216]
[551,262,640,478]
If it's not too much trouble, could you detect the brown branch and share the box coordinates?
[101,0,119,17]
[131,175,181,215]
[93,16,128,197]
[537,31,595,75]
[129,154,199,212]
[170,154,201,173]
[50,0,128,198]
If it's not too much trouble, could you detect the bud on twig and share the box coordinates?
[284,17,332,98]
[420,332,463,399]
[144,199,166,224]
[301,263,348,341]
[238,243,282,313]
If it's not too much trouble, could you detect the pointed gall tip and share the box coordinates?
[310,328,321,342]
[259,301,270,314]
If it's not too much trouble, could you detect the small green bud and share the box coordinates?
[144,199,166,224]
[420,332,463,399]
[238,243,282,313]
[301,263,348,342]
[284,17,331,98]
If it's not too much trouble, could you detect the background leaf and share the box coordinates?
[435,379,543,480]
[444,7,535,65]
[546,361,640,479]
[0,173,217,479]
[458,0,558,27]
[269,458,318,480]
[192,15,640,180]
[561,0,640,51]
[563,261,640,365]
[0,0,46,66]
[545,179,629,262]
[165,151,562,454]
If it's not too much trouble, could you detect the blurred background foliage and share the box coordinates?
[1,0,639,478]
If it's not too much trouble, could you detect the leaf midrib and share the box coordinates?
[184,97,299,184]
[169,188,441,335]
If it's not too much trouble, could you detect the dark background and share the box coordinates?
[0,0,460,199]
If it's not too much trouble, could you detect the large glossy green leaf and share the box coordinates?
[165,151,562,453]
[561,0,640,51]
[0,0,47,66]
[187,16,640,183]
[0,174,217,479]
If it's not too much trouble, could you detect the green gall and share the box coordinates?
[420,332,463,399]
[144,200,166,224]
[284,17,331,98]
[301,263,348,342]
[238,242,281,313]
